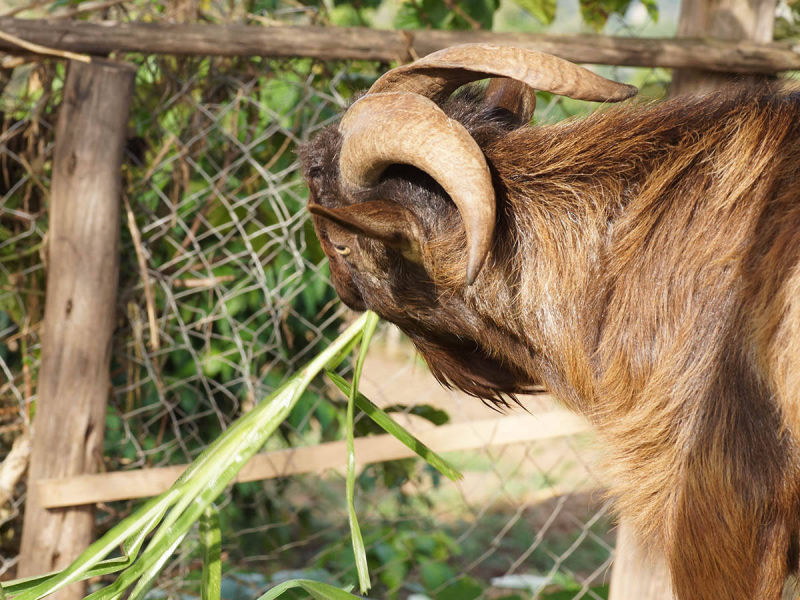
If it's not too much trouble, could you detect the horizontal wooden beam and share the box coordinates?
[1,18,799,72]
[38,409,590,508]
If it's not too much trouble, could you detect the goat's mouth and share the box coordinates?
[328,269,367,312]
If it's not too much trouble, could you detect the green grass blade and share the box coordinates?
[3,312,373,600]
[352,312,378,389]
[324,333,363,372]
[126,532,188,600]
[326,372,463,482]
[6,490,179,599]
[345,312,379,594]
[0,574,58,597]
[96,313,374,600]
[200,507,222,600]
[258,580,362,600]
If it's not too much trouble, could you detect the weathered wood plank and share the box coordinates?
[671,0,779,95]
[16,58,136,599]
[38,409,590,508]
[0,18,799,72]
[609,522,676,600]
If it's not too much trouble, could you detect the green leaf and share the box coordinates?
[578,0,656,30]
[509,0,555,24]
[257,580,362,600]
[326,371,463,482]
[395,0,439,29]
[200,507,222,600]
[376,551,408,591]
[394,0,497,30]
[541,585,609,599]
[437,576,484,600]
[458,0,499,29]
[329,2,366,26]
[126,533,188,600]
[344,311,379,594]
[639,0,658,21]
[420,560,454,589]
[6,491,178,599]
[397,404,450,426]
[200,347,227,377]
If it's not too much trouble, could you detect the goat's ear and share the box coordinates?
[484,77,536,124]
[309,200,424,263]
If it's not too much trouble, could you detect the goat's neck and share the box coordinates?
[460,88,800,412]
[470,189,613,411]
[449,136,659,411]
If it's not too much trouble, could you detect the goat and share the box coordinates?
[299,44,800,599]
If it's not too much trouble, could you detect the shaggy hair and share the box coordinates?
[301,82,800,599]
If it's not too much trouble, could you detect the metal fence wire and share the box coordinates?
[0,44,671,599]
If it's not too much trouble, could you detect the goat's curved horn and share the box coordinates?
[339,91,494,284]
[369,44,637,104]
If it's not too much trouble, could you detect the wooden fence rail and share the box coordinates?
[1,18,799,72]
[38,409,590,508]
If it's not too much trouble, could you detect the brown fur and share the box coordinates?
[301,83,800,599]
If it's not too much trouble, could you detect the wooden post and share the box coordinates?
[670,0,778,96]
[17,58,135,599]
[609,521,676,600]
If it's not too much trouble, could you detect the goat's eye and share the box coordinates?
[333,244,351,256]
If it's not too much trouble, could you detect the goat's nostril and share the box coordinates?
[333,244,351,256]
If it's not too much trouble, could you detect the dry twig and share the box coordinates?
[173,275,236,288]
[0,29,91,62]
[51,0,128,19]
[123,194,160,351]
[0,0,51,18]
[442,0,482,30]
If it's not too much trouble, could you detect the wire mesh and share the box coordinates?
[0,15,673,598]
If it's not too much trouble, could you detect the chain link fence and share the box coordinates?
[0,5,674,597]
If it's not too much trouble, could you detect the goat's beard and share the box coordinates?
[406,330,538,408]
